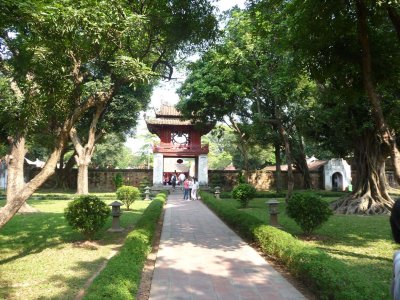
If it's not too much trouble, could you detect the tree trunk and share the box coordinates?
[356,0,400,187]
[227,116,250,172]
[293,132,312,189]
[0,134,67,228]
[386,5,400,42]
[76,161,89,195]
[274,140,282,193]
[332,132,393,214]
[5,137,39,213]
[275,110,294,202]
[70,131,94,195]
[70,102,106,195]
[54,149,76,189]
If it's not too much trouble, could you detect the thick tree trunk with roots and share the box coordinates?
[332,132,393,214]
[331,0,400,215]
[356,0,400,186]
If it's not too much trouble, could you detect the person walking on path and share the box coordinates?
[171,173,177,191]
[183,178,190,200]
[178,173,186,190]
[188,177,193,200]
[191,177,199,200]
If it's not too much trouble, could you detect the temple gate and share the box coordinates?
[145,104,212,186]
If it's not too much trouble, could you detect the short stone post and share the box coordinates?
[144,186,151,200]
[266,199,280,227]
[108,201,124,232]
[215,186,221,199]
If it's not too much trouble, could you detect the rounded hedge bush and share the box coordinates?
[232,183,256,208]
[64,195,110,240]
[286,192,333,235]
[116,185,141,210]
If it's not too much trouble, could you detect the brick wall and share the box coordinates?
[28,167,398,192]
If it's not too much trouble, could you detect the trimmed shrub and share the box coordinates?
[286,192,333,235]
[84,192,167,300]
[232,183,256,208]
[116,186,141,210]
[113,173,124,190]
[64,195,110,240]
[201,192,263,240]
[201,191,378,299]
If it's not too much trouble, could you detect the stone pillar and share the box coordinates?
[198,154,208,185]
[153,153,164,186]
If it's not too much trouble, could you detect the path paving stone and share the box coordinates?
[149,192,307,300]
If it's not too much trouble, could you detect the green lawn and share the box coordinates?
[0,193,150,300]
[222,196,396,299]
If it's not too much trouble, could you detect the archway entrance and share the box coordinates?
[162,157,195,186]
[331,172,343,191]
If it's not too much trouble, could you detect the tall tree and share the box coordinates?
[274,0,400,213]
[0,0,217,228]
[71,84,152,194]
[178,9,314,199]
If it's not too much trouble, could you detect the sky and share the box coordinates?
[125,0,246,153]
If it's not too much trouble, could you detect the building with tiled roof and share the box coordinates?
[145,103,214,186]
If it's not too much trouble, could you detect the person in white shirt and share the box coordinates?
[188,177,193,200]
[178,173,186,190]
[191,177,199,200]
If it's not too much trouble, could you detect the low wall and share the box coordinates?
[208,170,324,191]
[29,168,153,192]
[28,167,399,192]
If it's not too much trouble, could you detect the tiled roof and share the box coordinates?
[262,160,328,172]
[146,118,192,126]
[308,160,328,170]
[156,104,181,117]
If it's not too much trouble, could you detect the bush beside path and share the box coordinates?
[201,191,395,300]
[0,192,166,300]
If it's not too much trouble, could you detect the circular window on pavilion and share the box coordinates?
[177,159,183,164]
[171,132,190,145]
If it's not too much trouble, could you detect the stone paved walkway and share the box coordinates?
[149,192,307,300]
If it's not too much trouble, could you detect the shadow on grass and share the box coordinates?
[0,269,13,299]
[238,198,394,249]
[321,246,392,263]
[0,207,146,265]
[30,258,106,300]
[0,212,81,265]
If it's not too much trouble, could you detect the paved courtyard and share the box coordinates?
[149,192,307,300]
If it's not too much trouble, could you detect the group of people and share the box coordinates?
[182,176,199,201]
[163,173,199,200]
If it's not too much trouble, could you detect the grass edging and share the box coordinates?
[83,192,167,300]
[201,192,377,300]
